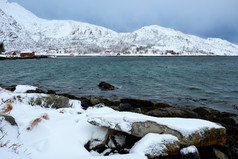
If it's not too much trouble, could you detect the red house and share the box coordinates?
[5,51,17,56]
[105,50,112,53]
[124,51,131,54]
[20,51,35,57]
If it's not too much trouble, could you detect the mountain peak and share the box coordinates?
[0,1,238,56]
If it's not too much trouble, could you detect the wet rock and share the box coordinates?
[180,145,200,159]
[119,103,132,111]
[79,98,92,109]
[192,107,210,117]
[101,99,120,107]
[98,82,118,91]
[231,142,238,159]
[47,90,56,94]
[0,85,16,92]
[147,107,199,118]
[58,93,80,100]
[0,113,17,126]
[198,146,214,159]
[26,89,45,93]
[134,108,142,114]
[120,98,154,109]
[154,102,173,109]
[213,147,230,159]
[90,97,101,106]
[8,85,16,91]
[230,116,238,125]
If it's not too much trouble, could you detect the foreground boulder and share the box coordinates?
[88,111,226,147]
[130,133,180,158]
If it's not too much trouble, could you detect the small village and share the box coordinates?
[0,48,183,60]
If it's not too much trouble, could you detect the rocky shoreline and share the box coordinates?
[0,56,49,60]
[0,84,238,159]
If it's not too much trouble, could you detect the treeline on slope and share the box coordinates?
[0,42,5,53]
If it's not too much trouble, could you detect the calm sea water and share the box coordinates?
[0,57,238,114]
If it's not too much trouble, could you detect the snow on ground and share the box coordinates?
[0,85,146,159]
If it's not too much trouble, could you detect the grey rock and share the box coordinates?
[119,103,132,111]
[213,148,229,159]
[0,113,17,126]
[47,95,70,109]
[30,95,71,109]
[90,97,101,106]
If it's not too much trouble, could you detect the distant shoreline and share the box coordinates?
[0,55,49,60]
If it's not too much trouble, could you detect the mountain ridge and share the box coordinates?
[1,1,238,55]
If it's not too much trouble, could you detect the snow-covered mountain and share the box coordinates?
[1,0,238,55]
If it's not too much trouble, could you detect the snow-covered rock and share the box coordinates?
[88,111,226,147]
[180,145,200,159]
[130,133,180,158]
[0,1,238,55]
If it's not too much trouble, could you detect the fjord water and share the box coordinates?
[1,57,238,114]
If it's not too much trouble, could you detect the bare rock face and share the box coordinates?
[88,111,226,148]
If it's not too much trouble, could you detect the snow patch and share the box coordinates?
[180,145,198,155]
[14,85,37,93]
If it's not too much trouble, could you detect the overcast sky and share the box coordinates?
[8,0,238,44]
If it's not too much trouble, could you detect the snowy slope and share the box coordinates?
[0,0,238,55]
